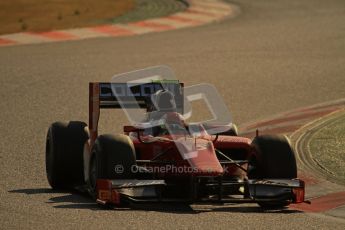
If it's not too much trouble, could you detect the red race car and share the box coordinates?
[46,80,305,209]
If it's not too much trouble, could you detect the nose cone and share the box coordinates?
[175,138,224,175]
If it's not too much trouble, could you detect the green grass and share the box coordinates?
[309,113,345,181]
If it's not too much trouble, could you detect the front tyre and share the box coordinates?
[250,135,297,209]
[88,134,136,197]
[46,121,89,189]
[251,135,297,179]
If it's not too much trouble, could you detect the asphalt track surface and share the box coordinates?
[1,0,345,229]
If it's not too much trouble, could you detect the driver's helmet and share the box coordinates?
[150,89,176,112]
[148,89,183,128]
[145,89,185,136]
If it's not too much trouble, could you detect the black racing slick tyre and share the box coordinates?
[46,121,89,189]
[88,134,136,196]
[251,135,297,179]
[250,135,297,209]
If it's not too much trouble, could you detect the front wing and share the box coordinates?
[95,178,305,206]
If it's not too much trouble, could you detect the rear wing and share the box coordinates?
[89,82,184,147]
[96,82,183,109]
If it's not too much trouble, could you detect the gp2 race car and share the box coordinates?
[46,77,305,209]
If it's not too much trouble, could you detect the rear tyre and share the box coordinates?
[88,134,136,197]
[46,121,89,189]
[250,135,297,209]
